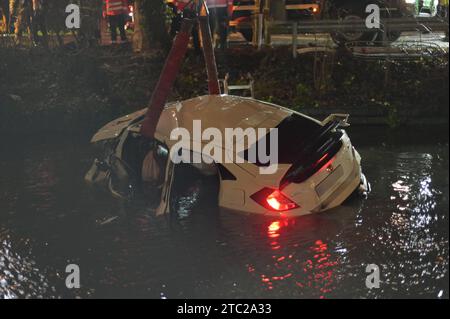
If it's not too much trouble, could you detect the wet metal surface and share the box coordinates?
[0,127,448,299]
[263,32,449,50]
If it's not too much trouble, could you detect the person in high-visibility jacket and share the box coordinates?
[205,0,233,49]
[103,0,129,44]
[0,0,8,33]
[10,0,32,43]
[173,0,190,11]
[169,0,190,38]
[169,0,201,53]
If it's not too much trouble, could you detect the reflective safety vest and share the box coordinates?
[104,0,128,16]
[174,0,190,11]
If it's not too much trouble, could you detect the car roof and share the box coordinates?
[157,95,293,138]
[92,95,318,144]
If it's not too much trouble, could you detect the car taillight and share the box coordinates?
[251,188,299,212]
[267,190,298,211]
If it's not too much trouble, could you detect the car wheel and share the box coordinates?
[330,4,379,46]
[330,1,405,46]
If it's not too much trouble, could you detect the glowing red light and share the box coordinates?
[266,190,298,211]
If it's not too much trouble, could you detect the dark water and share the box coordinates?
[0,127,448,299]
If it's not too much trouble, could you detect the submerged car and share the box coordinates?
[86,95,369,217]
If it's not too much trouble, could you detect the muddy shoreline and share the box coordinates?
[1,45,448,136]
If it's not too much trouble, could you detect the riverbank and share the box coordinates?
[0,45,448,136]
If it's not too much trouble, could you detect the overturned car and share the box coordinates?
[86,95,369,217]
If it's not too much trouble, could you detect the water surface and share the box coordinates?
[0,127,448,299]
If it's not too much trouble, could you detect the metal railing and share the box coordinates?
[263,16,449,57]
[345,40,447,60]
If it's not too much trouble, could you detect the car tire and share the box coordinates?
[330,3,379,46]
[330,1,404,46]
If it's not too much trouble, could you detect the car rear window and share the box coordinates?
[276,113,321,163]
[242,113,321,165]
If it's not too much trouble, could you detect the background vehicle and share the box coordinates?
[230,0,411,45]
[326,0,408,44]
[230,0,259,41]
[417,0,439,16]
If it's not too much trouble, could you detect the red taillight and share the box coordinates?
[266,190,298,211]
[251,188,299,212]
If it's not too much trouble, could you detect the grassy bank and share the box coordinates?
[0,45,448,136]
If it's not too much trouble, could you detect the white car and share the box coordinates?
[86,95,369,217]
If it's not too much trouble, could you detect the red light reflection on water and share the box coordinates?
[247,219,338,298]
[268,221,281,233]
[299,239,338,297]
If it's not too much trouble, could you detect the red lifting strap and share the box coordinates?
[141,1,220,140]
[140,19,194,139]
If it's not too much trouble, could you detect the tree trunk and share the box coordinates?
[133,0,169,52]
[78,0,102,47]
[132,0,147,52]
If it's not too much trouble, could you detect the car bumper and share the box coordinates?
[219,132,364,217]
[282,132,362,216]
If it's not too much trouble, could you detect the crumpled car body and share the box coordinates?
[86,95,369,217]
